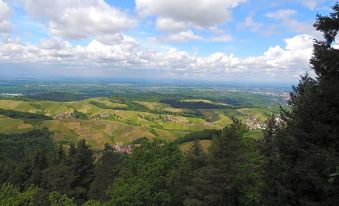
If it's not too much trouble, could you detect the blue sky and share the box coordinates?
[0,0,337,83]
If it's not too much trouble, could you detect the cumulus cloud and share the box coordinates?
[136,0,246,29]
[0,33,315,80]
[23,0,136,39]
[0,0,11,33]
[156,18,189,32]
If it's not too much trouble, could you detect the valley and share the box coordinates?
[0,80,288,148]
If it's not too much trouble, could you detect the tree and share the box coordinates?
[260,114,278,205]
[26,151,49,187]
[70,139,95,204]
[108,140,185,206]
[54,144,66,165]
[262,3,339,205]
[41,164,74,195]
[49,192,76,206]
[89,144,121,201]
[186,140,206,171]
[184,120,261,206]
[0,183,37,206]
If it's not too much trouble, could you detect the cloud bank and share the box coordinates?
[0,33,314,80]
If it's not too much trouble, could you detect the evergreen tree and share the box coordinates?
[41,164,74,195]
[262,3,339,205]
[187,140,206,171]
[184,120,261,206]
[260,114,280,206]
[54,144,66,165]
[89,144,121,201]
[67,142,76,166]
[70,139,95,204]
[27,151,49,187]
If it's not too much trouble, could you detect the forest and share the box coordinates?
[0,3,338,206]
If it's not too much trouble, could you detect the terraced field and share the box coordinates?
[0,80,292,148]
[0,87,279,148]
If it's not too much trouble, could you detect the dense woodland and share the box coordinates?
[0,3,338,206]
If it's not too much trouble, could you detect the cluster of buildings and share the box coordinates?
[92,112,114,120]
[243,117,264,130]
[53,112,73,120]
[111,144,132,154]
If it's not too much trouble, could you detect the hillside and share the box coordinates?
[0,94,275,148]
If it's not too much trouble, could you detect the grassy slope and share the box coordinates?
[0,97,269,148]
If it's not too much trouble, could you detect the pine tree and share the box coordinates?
[67,142,76,166]
[261,114,280,205]
[70,139,95,204]
[262,3,339,205]
[187,140,206,170]
[184,120,252,206]
[54,144,66,164]
[89,144,121,201]
[27,151,49,187]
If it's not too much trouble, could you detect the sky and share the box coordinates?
[0,0,337,84]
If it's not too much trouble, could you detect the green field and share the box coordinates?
[0,81,288,148]
[0,98,271,148]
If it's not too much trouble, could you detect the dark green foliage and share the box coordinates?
[28,92,93,102]
[175,129,221,144]
[41,164,74,195]
[186,140,206,170]
[261,3,339,205]
[88,101,115,109]
[70,139,95,204]
[0,130,98,205]
[0,123,264,205]
[184,121,262,206]
[89,144,121,201]
[26,151,49,187]
[0,108,52,120]
[0,129,55,189]
[260,114,280,206]
[108,139,186,206]
[0,128,54,161]
[73,110,88,120]
[160,99,225,109]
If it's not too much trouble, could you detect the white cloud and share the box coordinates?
[155,31,232,42]
[284,34,314,50]
[266,9,297,19]
[208,34,233,42]
[300,0,326,10]
[0,0,11,33]
[156,18,189,32]
[136,0,246,28]
[0,34,315,80]
[165,30,202,42]
[243,16,263,32]
[266,9,318,36]
[23,0,136,39]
